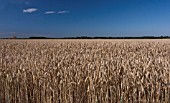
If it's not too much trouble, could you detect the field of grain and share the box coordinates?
[0,39,170,103]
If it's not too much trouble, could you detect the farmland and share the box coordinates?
[0,39,170,103]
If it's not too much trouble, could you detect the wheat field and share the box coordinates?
[0,39,170,103]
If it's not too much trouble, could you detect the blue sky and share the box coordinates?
[0,0,170,38]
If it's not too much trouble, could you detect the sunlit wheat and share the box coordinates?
[0,39,170,103]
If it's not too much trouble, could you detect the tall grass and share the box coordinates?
[0,40,170,103]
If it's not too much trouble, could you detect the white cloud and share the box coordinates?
[57,11,69,14]
[23,8,37,13]
[44,11,56,14]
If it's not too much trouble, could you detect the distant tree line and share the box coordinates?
[63,36,170,39]
[28,36,170,39]
[29,37,47,39]
[1,36,170,39]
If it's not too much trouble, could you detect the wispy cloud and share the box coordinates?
[0,3,7,11]
[57,11,69,14]
[23,8,37,13]
[9,0,31,6]
[24,1,31,5]
[0,32,49,38]
[44,11,56,14]
[0,32,32,38]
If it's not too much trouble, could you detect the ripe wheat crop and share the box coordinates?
[0,39,170,103]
